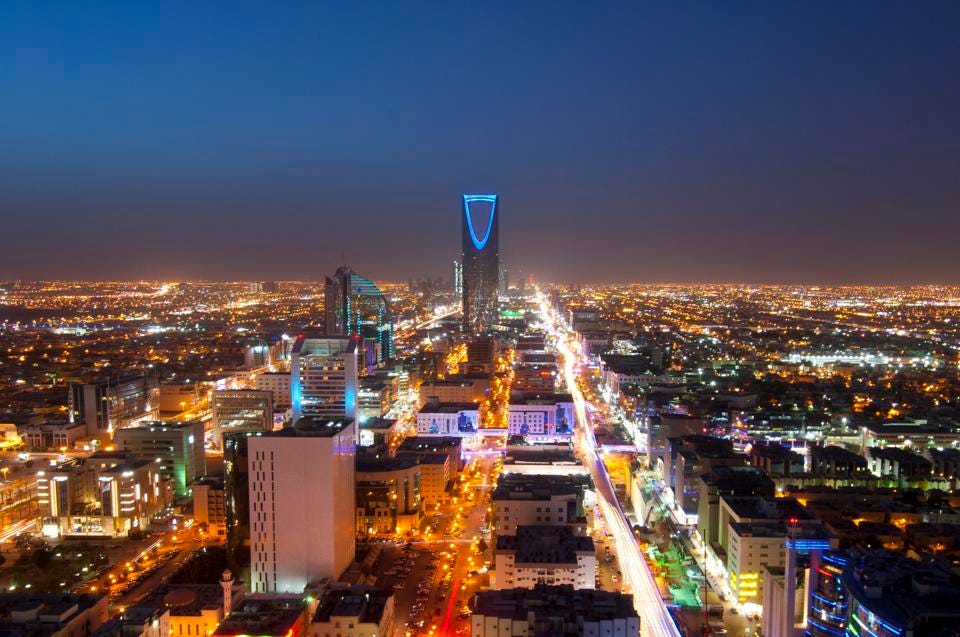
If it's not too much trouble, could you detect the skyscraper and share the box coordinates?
[461,194,499,333]
[290,335,359,429]
[324,266,394,364]
[248,417,356,592]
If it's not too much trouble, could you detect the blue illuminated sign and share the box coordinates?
[463,194,498,250]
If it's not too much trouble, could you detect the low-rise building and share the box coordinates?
[0,593,109,637]
[355,452,422,536]
[192,476,226,537]
[213,596,309,637]
[470,585,639,637]
[506,392,574,439]
[494,526,595,590]
[309,587,396,637]
[492,474,592,536]
[416,402,478,436]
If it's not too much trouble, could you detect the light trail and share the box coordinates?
[537,292,681,637]
[0,517,37,543]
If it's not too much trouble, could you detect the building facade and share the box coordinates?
[290,336,359,429]
[461,194,499,333]
[248,418,356,593]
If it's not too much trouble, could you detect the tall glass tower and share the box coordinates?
[461,194,499,333]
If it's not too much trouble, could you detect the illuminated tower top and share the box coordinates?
[461,194,500,333]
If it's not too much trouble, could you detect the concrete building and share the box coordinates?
[696,466,775,551]
[416,402,479,436]
[0,593,109,637]
[248,418,356,593]
[39,451,171,538]
[211,390,274,448]
[255,372,292,409]
[69,374,159,438]
[192,476,226,538]
[506,392,575,439]
[470,585,639,637]
[494,525,595,590]
[359,417,399,448]
[290,336,359,431]
[213,596,309,637]
[397,437,463,477]
[129,578,244,637]
[492,474,591,536]
[355,452,422,536]
[114,421,205,498]
[418,376,489,405]
[309,587,396,637]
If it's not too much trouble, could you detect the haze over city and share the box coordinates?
[4,2,960,283]
[4,4,960,637]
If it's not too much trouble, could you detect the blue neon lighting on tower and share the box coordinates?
[463,194,498,251]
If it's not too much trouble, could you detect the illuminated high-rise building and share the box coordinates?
[324,266,394,364]
[248,417,356,592]
[290,335,359,430]
[461,194,499,333]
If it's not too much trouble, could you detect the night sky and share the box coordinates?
[3,2,959,284]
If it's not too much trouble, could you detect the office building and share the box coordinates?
[39,451,172,538]
[416,402,479,436]
[397,437,463,477]
[507,392,575,439]
[324,266,394,364]
[418,376,489,405]
[255,372,292,409]
[453,260,463,297]
[799,549,960,637]
[290,335,359,429]
[69,374,159,437]
[355,452,422,536]
[494,525,595,590]
[113,421,205,498]
[211,390,274,448]
[461,194,499,333]
[470,585,639,637]
[224,431,259,578]
[248,418,356,593]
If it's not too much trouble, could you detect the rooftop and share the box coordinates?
[312,587,391,625]
[496,526,594,564]
[264,417,354,438]
[213,595,306,637]
[472,584,637,623]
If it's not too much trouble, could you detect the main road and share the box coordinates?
[537,293,682,637]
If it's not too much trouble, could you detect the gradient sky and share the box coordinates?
[3,2,959,284]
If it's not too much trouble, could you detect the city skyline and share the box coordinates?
[4,3,960,284]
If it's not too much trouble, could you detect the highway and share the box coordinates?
[537,293,682,637]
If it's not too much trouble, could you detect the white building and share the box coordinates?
[416,402,479,436]
[248,417,356,593]
[290,336,359,433]
[494,525,595,590]
[507,393,574,439]
[255,372,292,408]
[727,522,786,605]
[493,474,591,536]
